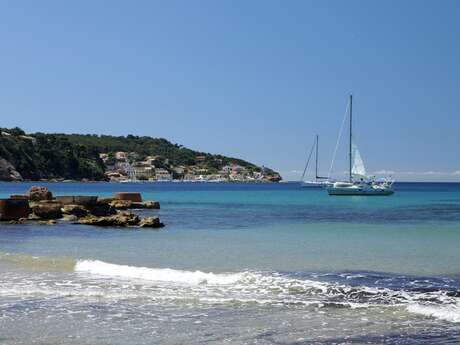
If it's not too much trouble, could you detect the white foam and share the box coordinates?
[72,259,460,323]
[407,304,460,323]
[75,260,245,285]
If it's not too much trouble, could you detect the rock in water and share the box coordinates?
[8,218,28,224]
[38,220,57,225]
[0,158,23,181]
[78,212,140,227]
[55,196,98,207]
[61,204,88,217]
[139,216,164,228]
[62,214,78,222]
[130,201,161,209]
[32,201,63,219]
[142,201,160,209]
[96,197,116,205]
[28,186,53,201]
[110,199,132,210]
[89,203,116,217]
[0,199,30,221]
[114,192,142,202]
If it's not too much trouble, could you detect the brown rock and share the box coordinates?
[32,201,63,219]
[114,192,142,202]
[139,216,164,228]
[97,197,116,205]
[28,213,41,221]
[61,204,88,217]
[38,219,57,225]
[55,196,98,207]
[89,203,116,217]
[78,211,140,227]
[54,196,75,205]
[0,158,23,181]
[8,218,27,224]
[0,199,31,221]
[28,186,53,201]
[110,199,132,210]
[62,214,78,222]
[121,201,160,209]
[142,201,160,209]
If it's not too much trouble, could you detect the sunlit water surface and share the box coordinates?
[1,182,460,344]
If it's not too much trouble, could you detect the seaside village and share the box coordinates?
[99,151,280,183]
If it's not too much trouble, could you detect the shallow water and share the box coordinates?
[1,182,460,344]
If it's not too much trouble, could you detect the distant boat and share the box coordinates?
[326,95,394,196]
[300,135,332,188]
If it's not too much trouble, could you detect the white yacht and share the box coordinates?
[326,95,394,196]
[301,135,332,188]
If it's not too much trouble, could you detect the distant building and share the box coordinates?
[220,165,232,174]
[155,168,172,181]
[131,163,155,178]
[183,174,197,181]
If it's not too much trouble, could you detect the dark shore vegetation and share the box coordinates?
[0,128,105,180]
[0,127,278,181]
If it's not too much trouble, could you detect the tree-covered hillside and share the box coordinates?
[0,128,105,180]
[55,133,261,170]
[0,128,280,181]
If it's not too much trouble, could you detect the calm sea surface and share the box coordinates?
[1,182,460,344]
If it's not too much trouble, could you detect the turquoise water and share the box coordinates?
[1,182,460,344]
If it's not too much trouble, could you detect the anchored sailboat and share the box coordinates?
[326,95,394,196]
[300,135,332,188]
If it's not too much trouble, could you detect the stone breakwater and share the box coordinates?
[0,186,164,229]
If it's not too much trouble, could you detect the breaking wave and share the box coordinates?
[2,253,460,323]
[407,304,460,323]
[75,260,245,285]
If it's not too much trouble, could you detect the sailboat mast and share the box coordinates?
[349,94,353,182]
[315,134,319,179]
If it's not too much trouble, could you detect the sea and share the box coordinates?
[1,181,460,345]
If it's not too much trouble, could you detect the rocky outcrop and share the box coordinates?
[0,199,30,220]
[61,204,88,217]
[55,196,98,207]
[139,216,164,228]
[0,158,22,181]
[8,218,28,224]
[77,212,163,228]
[78,212,140,227]
[109,200,160,210]
[110,199,132,210]
[1,187,164,229]
[96,198,116,205]
[38,219,57,225]
[28,186,53,201]
[31,201,63,219]
[132,201,160,209]
[114,192,142,202]
[89,202,117,217]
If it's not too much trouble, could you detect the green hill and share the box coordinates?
[0,127,281,182]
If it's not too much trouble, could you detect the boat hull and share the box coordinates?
[301,182,325,188]
[327,187,394,196]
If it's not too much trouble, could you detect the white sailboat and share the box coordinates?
[326,95,394,196]
[300,135,332,188]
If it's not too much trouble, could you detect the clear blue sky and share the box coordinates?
[1,1,459,181]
